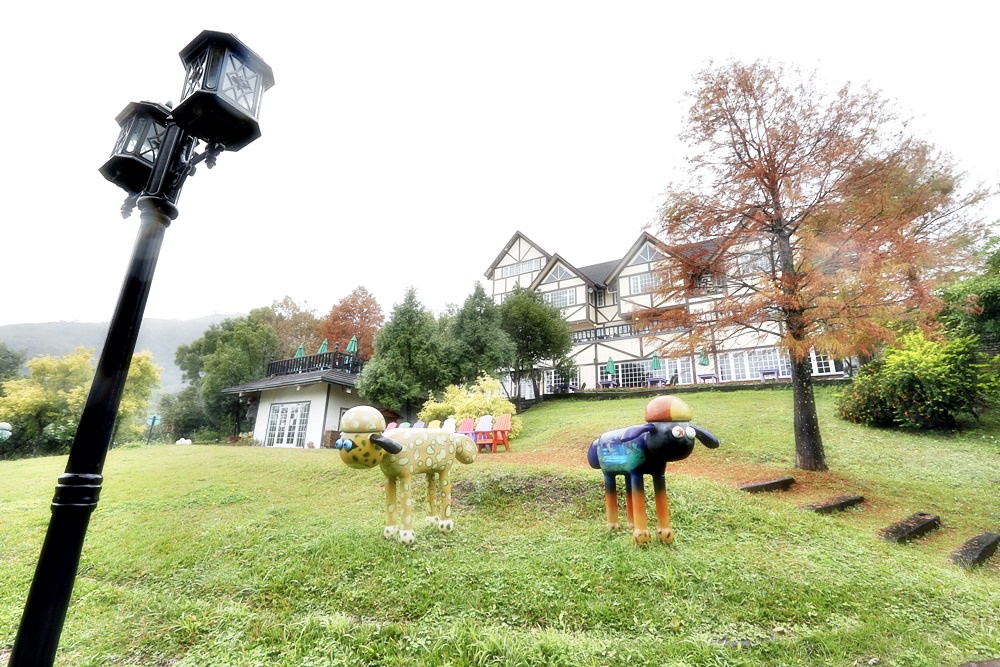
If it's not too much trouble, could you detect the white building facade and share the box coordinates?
[485,231,846,395]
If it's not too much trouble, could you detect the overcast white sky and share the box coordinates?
[1,1,996,326]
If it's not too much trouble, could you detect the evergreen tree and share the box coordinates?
[357,287,445,419]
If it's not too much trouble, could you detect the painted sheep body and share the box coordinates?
[587,395,719,545]
[335,405,477,544]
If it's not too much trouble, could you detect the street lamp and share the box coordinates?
[9,31,273,666]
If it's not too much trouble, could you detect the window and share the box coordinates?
[542,288,576,309]
[500,257,543,278]
[544,368,579,393]
[718,348,791,381]
[629,272,661,295]
[265,401,310,447]
[596,290,606,307]
[737,251,771,276]
[628,243,664,265]
[696,273,725,293]
[541,264,573,283]
[814,353,833,374]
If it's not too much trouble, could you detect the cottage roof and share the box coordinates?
[220,368,359,395]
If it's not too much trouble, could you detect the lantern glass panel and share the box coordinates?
[219,50,262,116]
[181,50,209,102]
[139,122,166,162]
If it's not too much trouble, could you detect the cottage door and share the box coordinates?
[268,402,306,447]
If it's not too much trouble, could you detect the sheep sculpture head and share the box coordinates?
[587,395,719,545]
[335,405,477,544]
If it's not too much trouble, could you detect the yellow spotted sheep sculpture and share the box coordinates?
[334,406,477,544]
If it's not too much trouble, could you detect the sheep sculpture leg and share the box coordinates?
[384,477,399,540]
[425,473,440,525]
[628,473,652,544]
[651,473,674,544]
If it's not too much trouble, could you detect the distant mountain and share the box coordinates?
[0,315,241,396]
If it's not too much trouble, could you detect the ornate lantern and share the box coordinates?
[98,101,171,194]
[171,30,274,151]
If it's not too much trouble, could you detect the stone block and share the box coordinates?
[950,532,1000,568]
[880,512,941,543]
[739,476,795,493]
[802,494,865,514]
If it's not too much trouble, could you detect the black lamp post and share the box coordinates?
[9,31,273,667]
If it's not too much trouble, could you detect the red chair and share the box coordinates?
[456,418,475,439]
[490,414,512,452]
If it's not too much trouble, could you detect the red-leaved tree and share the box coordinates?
[641,60,989,471]
[319,286,385,360]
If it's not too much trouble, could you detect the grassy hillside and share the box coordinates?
[1,387,997,666]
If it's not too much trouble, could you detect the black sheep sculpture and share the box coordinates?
[587,395,719,544]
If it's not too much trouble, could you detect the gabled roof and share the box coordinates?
[528,253,601,291]
[576,260,620,288]
[484,230,551,279]
[221,368,359,395]
[603,232,672,285]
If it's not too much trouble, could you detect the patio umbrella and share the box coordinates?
[650,351,661,371]
[605,357,616,377]
[317,339,328,354]
[294,343,305,358]
[698,349,710,366]
[346,335,359,355]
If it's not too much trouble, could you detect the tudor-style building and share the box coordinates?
[485,231,846,394]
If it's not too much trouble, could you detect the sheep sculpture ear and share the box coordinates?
[370,433,404,454]
[693,425,720,448]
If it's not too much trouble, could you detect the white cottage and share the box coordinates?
[221,352,388,448]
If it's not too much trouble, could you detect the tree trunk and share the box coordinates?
[791,355,827,471]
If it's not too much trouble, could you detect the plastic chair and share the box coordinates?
[456,418,475,439]
[490,413,512,452]
[441,418,456,432]
[473,415,494,452]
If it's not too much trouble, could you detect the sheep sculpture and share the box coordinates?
[334,405,477,544]
[588,395,719,545]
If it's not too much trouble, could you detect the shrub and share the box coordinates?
[418,375,522,438]
[837,331,999,429]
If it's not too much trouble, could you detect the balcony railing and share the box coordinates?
[572,323,646,343]
[266,351,364,377]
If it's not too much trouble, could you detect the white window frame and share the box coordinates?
[266,401,310,447]
[500,257,543,279]
[543,287,576,309]
[629,272,661,295]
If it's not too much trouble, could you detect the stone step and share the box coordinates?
[739,476,795,493]
[802,494,865,514]
[879,512,941,543]
[950,532,1000,568]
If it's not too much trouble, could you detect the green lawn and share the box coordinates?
[1,386,998,666]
